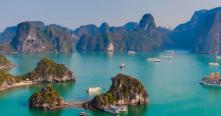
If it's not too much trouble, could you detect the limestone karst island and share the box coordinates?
[2,1,221,116]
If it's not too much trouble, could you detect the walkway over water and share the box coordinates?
[54,101,90,109]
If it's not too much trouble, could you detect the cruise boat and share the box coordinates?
[128,51,136,55]
[163,51,175,59]
[163,55,174,59]
[209,62,219,66]
[147,58,160,62]
[103,105,120,114]
[87,87,101,93]
[216,56,221,59]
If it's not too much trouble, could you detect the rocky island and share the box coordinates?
[24,57,75,82]
[85,73,148,110]
[0,70,22,91]
[0,55,15,70]
[0,57,75,91]
[201,72,221,86]
[29,85,64,110]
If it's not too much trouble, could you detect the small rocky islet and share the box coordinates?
[29,85,64,110]
[23,57,75,82]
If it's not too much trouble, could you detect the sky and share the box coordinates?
[0,0,221,31]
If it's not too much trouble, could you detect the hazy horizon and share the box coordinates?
[0,0,221,31]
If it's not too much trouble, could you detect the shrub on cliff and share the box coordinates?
[88,73,148,109]
[29,85,64,110]
[24,57,75,82]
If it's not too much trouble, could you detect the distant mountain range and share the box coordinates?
[1,6,221,54]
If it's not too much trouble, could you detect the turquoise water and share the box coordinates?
[1,51,221,116]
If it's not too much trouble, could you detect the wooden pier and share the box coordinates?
[53,101,89,109]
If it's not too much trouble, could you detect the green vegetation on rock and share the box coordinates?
[29,85,64,110]
[88,73,148,109]
[0,55,14,69]
[24,57,75,82]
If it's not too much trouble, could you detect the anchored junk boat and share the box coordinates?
[200,72,221,86]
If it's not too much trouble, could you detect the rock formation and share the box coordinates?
[169,7,221,54]
[24,57,75,82]
[86,73,148,109]
[29,85,64,110]
[0,70,21,91]
[0,21,75,53]
[0,55,15,70]
[76,14,163,52]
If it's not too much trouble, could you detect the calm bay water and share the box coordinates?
[1,51,221,116]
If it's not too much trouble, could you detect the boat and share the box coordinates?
[147,58,160,62]
[87,87,101,93]
[119,63,126,69]
[200,72,221,86]
[209,62,219,66]
[216,56,221,59]
[162,55,174,59]
[116,105,128,112]
[79,112,87,116]
[103,105,121,114]
[128,51,136,55]
[163,51,175,59]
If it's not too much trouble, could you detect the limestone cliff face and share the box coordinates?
[10,21,75,53]
[169,7,221,54]
[24,58,75,82]
[76,14,162,52]
[29,85,64,110]
[86,73,148,109]
[0,70,19,91]
[0,55,15,70]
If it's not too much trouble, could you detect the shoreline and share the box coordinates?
[0,81,37,91]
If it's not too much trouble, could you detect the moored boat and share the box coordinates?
[79,112,87,116]
[200,72,221,86]
[103,105,120,114]
[128,51,136,55]
[209,62,219,66]
[147,58,160,62]
[87,87,101,93]
[216,56,221,59]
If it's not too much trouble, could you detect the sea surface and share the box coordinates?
[1,51,221,116]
